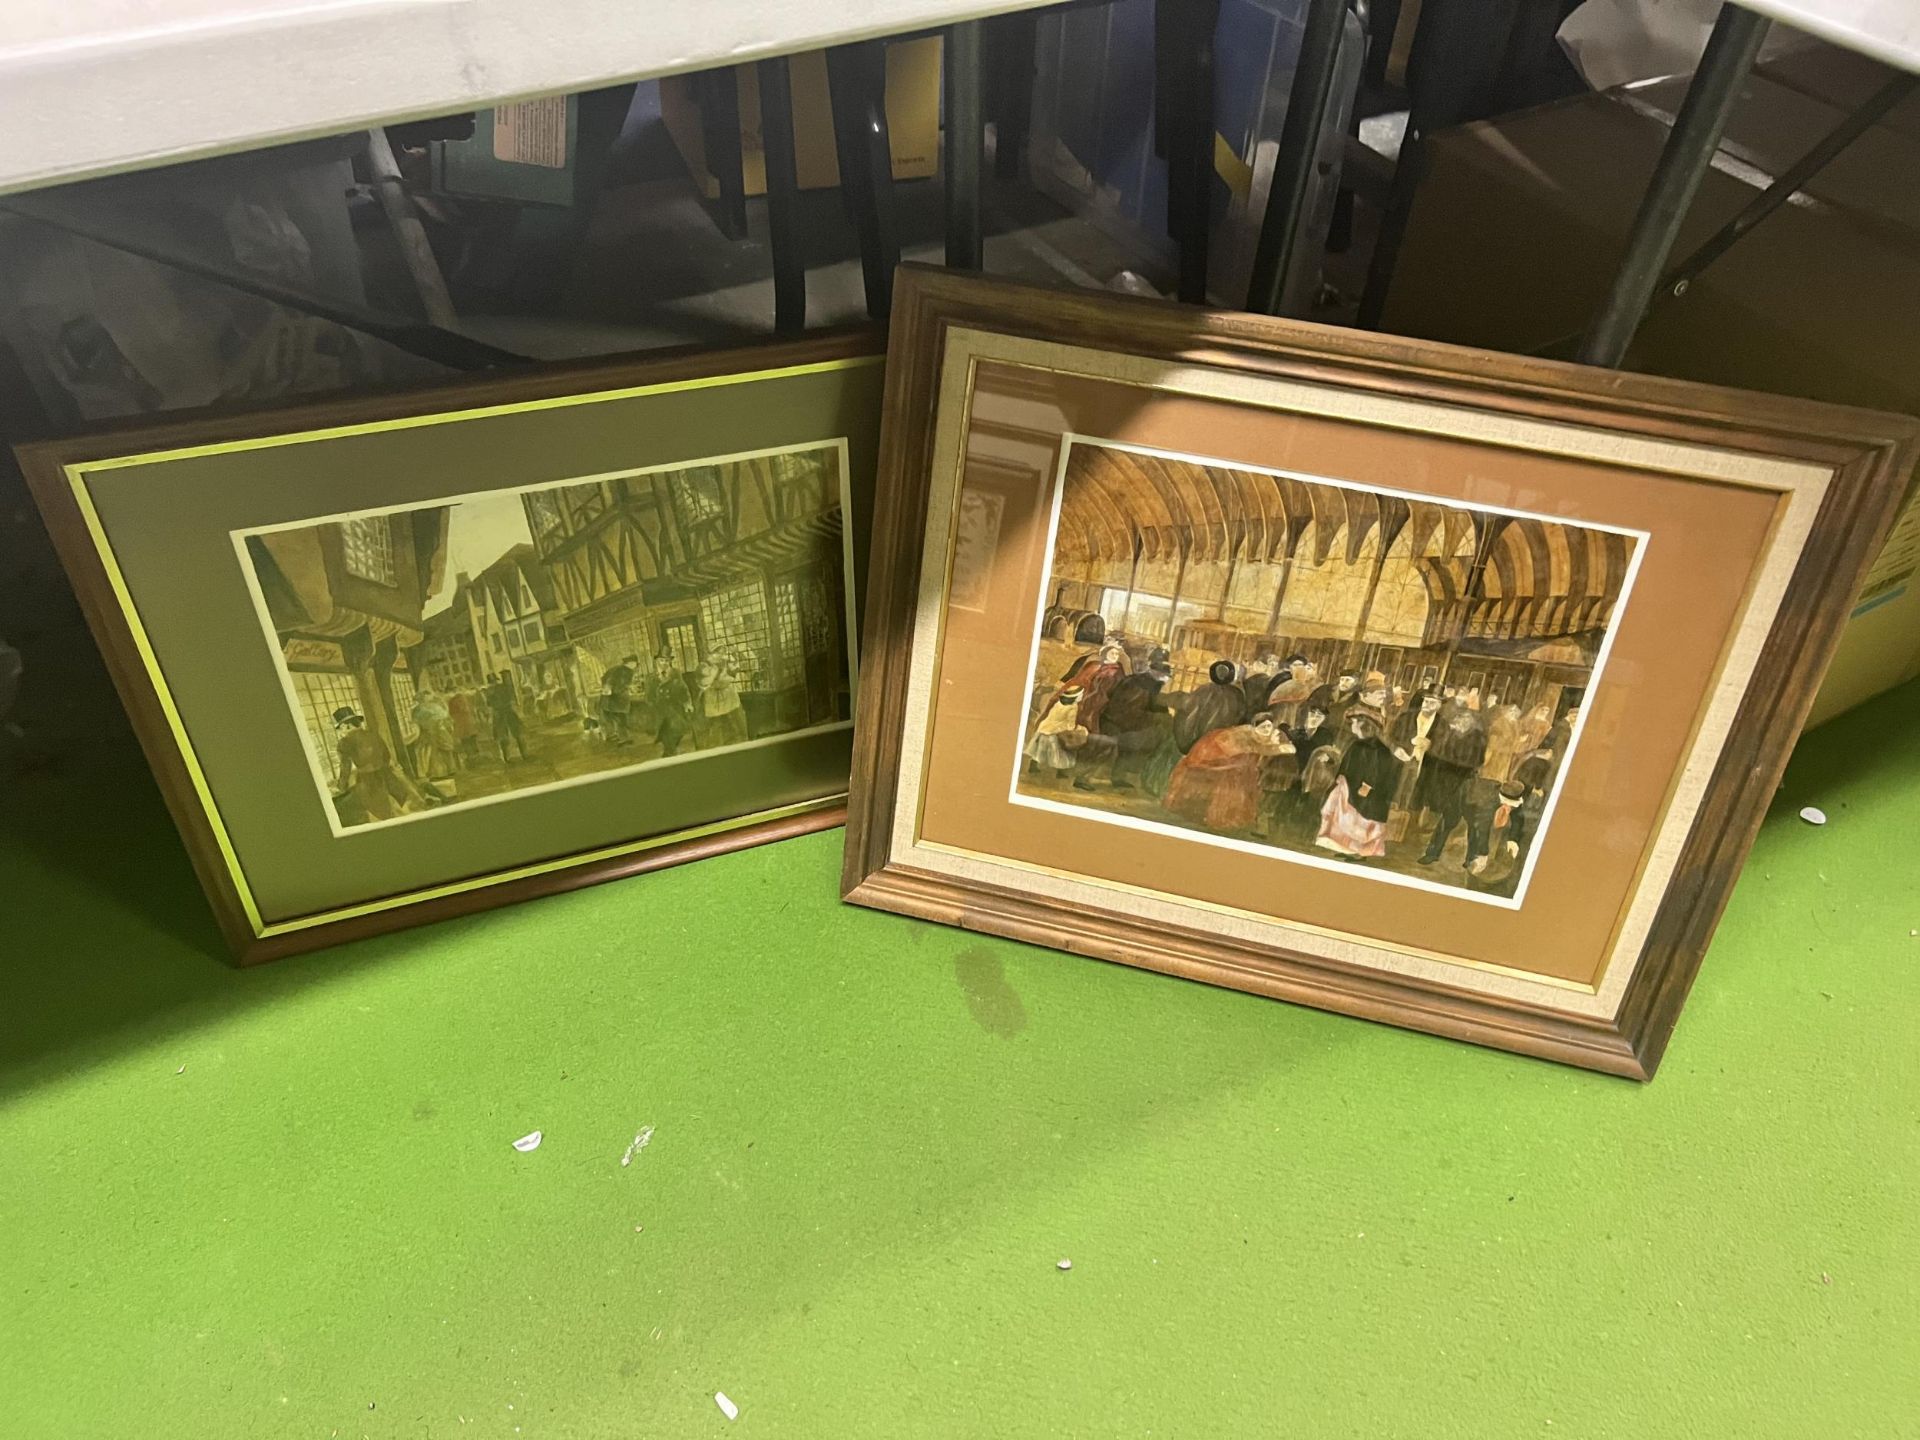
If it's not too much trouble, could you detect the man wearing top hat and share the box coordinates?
[332,705,422,823]
[1417,695,1489,866]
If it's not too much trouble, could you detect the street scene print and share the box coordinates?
[237,440,854,833]
[1013,437,1644,904]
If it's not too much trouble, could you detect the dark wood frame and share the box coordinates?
[842,266,1919,1079]
[17,329,883,965]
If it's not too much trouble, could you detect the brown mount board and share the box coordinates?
[841,267,1919,1078]
[20,330,884,963]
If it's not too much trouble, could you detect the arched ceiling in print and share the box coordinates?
[1056,445,1634,611]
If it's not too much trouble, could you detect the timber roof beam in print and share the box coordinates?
[1056,444,1635,638]
[666,510,843,591]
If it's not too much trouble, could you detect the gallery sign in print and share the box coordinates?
[233,441,857,835]
[1012,437,1645,905]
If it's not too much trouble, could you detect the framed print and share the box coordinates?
[842,269,1918,1078]
[20,332,884,962]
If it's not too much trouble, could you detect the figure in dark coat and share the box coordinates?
[1349,680,1396,751]
[1316,708,1400,859]
[1305,671,1362,731]
[644,654,695,756]
[1417,702,1488,865]
[1172,660,1250,752]
[1252,713,1304,840]
[599,654,639,745]
[332,707,422,822]
[1139,661,1246,796]
[1290,705,1338,764]
[1299,743,1343,818]
[487,674,531,761]
[1545,706,1580,770]
[1465,779,1537,894]
[1090,668,1172,789]
[1239,659,1277,717]
[1513,748,1555,797]
[1389,690,1443,811]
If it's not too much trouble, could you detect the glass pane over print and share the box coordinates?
[1011,436,1646,907]
[234,440,855,836]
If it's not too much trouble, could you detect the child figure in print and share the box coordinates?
[1025,685,1088,783]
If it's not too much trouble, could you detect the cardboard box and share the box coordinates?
[1382,58,1920,729]
[432,98,579,206]
[661,37,943,197]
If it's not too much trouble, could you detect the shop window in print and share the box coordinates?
[339,516,398,586]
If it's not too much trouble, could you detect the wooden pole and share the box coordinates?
[1265,555,1295,638]
[1349,544,1392,647]
[1166,542,1190,645]
[1121,539,1143,635]
[1217,543,1240,621]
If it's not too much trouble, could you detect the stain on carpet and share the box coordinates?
[955,945,1028,1038]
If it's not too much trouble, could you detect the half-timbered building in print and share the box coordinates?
[471,545,576,719]
[243,506,450,795]
[521,445,849,738]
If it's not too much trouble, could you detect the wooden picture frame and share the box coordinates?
[20,331,885,962]
[842,268,1918,1078]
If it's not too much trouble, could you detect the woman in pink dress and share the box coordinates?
[1316,708,1400,860]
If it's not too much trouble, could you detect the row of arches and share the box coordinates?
[1053,443,1635,648]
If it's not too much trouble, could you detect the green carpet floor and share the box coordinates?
[3,680,1916,1438]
